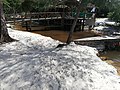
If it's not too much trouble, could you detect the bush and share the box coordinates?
[107,5,120,22]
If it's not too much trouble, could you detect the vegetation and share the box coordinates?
[3,0,22,14]
[1,0,120,43]
[107,0,120,22]
[2,0,120,18]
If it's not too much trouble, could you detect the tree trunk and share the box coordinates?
[66,9,80,44]
[0,0,2,39]
[66,0,82,44]
[0,1,14,43]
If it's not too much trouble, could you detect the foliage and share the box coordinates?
[21,0,35,12]
[107,0,120,22]
[3,0,60,13]
[3,0,22,14]
[107,6,120,22]
[2,0,120,21]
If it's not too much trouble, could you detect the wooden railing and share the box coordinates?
[5,12,88,31]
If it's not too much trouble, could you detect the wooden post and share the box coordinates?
[25,21,28,31]
[81,18,85,31]
[61,12,65,26]
[79,19,82,31]
[61,4,65,27]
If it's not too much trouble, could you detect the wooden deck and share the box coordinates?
[6,12,86,31]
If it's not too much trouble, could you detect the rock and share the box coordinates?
[100,56,108,61]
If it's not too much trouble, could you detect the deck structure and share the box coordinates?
[6,12,86,31]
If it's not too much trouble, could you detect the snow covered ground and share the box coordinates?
[0,28,120,90]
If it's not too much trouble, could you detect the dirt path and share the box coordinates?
[33,30,98,42]
[14,24,98,42]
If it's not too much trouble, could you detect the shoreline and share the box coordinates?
[100,51,120,76]
[105,59,120,76]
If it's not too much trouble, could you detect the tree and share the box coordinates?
[21,0,34,12]
[0,0,13,43]
[66,0,83,44]
[3,0,23,14]
[107,0,120,22]
[66,0,115,44]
